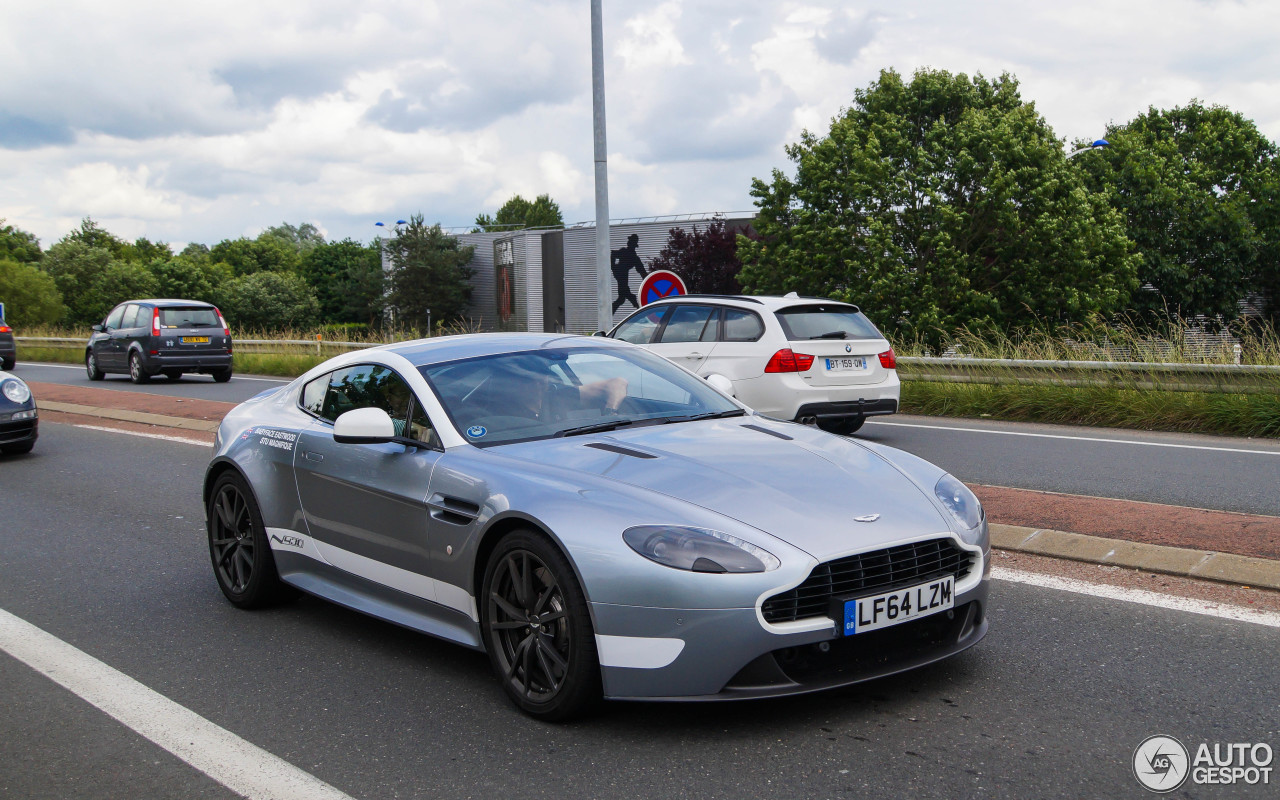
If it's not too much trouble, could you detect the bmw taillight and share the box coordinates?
[878,349,897,369]
[764,349,815,373]
[151,307,161,336]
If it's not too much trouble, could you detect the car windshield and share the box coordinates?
[774,304,883,340]
[159,308,220,328]
[421,345,743,447]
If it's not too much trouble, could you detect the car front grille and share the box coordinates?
[762,538,976,624]
[0,419,36,443]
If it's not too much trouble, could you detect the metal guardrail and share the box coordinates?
[16,337,1280,393]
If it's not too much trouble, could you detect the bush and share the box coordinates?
[0,259,64,325]
[219,272,320,330]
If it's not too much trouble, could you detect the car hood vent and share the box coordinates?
[584,442,658,459]
[741,423,793,441]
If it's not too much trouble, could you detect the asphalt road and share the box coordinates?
[1,423,1278,799]
[16,359,1280,516]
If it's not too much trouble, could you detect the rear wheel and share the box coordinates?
[207,472,287,608]
[212,368,233,383]
[481,530,601,721]
[163,370,183,381]
[128,352,150,384]
[86,351,105,381]
[817,416,865,435]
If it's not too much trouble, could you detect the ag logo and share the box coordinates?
[1133,735,1189,793]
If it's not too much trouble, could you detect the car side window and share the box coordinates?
[612,306,670,344]
[657,305,717,344]
[722,309,765,342]
[303,364,438,447]
[103,305,126,331]
[121,304,141,329]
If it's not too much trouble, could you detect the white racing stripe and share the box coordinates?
[993,567,1280,628]
[866,419,1280,456]
[0,607,356,800]
[70,424,210,447]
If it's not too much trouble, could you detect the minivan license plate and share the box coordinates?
[841,576,954,635]
[182,336,210,344]
[825,357,867,371]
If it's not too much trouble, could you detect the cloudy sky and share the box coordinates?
[2,0,1279,250]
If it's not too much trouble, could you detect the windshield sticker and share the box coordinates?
[466,425,487,438]
[246,427,297,451]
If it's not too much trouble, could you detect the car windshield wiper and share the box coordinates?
[809,331,848,339]
[554,419,636,437]
[661,409,748,423]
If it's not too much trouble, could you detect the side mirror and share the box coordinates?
[592,330,608,337]
[91,324,104,333]
[333,407,396,444]
[705,374,736,397]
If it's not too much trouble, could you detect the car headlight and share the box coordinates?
[623,525,781,573]
[2,378,30,404]
[934,473,983,530]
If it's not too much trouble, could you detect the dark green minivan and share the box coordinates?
[86,299,233,383]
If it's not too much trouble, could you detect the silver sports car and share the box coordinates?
[205,333,989,720]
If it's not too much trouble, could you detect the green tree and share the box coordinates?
[0,220,43,264]
[474,194,564,232]
[387,215,475,330]
[0,259,64,325]
[261,222,325,255]
[301,238,384,325]
[147,256,215,302]
[127,237,174,264]
[1077,101,1280,323]
[738,68,1138,350]
[649,218,748,294]
[218,271,320,330]
[210,236,302,276]
[41,241,116,324]
[61,217,131,260]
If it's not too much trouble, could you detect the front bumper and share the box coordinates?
[0,413,38,447]
[593,576,988,701]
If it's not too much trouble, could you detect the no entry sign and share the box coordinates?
[638,270,688,306]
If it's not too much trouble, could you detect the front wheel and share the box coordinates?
[207,472,287,608]
[86,351,105,381]
[481,530,601,721]
[128,352,150,384]
[1,357,13,371]
[1,441,34,455]
[817,416,865,435]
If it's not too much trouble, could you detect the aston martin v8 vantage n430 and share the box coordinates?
[204,333,989,719]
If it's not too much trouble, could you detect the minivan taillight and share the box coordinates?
[764,349,815,373]
[215,308,229,336]
[878,349,897,369]
[152,307,161,336]
[0,325,10,333]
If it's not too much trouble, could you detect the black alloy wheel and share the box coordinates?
[86,351,105,380]
[207,472,285,608]
[482,531,600,721]
[129,352,150,384]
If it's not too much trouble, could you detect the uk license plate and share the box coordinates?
[182,336,210,344]
[841,576,954,635]
[825,357,867,372]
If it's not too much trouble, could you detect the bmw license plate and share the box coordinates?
[825,357,867,372]
[841,576,954,635]
[182,336,210,344]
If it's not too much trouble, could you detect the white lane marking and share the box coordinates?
[0,607,356,800]
[70,424,210,447]
[26,361,288,383]
[993,567,1280,628]
[866,419,1280,456]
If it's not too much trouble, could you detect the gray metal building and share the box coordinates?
[455,213,755,335]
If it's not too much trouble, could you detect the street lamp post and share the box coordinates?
[1066,138,1109,159]
[375,220,408,336]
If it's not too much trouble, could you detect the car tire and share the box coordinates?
[1,441,34,455]
[129,352,150,384]
[212,368,233,383]
[163,370,183,381]
[481,530,602,721]
[85,351,105,381]
[207,472,289,609]
[1,357,13,371]
[817,416,865,435]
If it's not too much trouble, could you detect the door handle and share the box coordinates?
[302,451,324,462]
[686,352,704,359]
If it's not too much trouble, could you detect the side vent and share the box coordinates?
[741,424,793,441]
[427,494,481,526]
[584,442,658,459]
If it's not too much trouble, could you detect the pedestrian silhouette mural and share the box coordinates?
[611,233,648,313]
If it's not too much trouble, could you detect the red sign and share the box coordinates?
[638,270,688,306]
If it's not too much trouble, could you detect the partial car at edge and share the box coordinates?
[0,370,37,455]
[204,333,987,720]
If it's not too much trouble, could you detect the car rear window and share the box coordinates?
[774,305,883,341]
[159,308,220,329]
